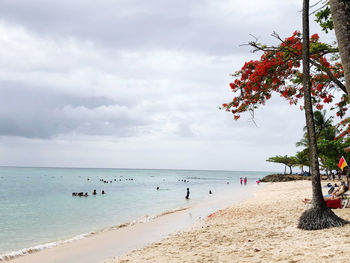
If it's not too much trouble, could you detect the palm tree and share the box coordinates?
[296,133,309,148]
[330,0,350,95]
[313,110,335,140]
[298,0,347,230]
[294,150,310,173]
[297,110,336,145]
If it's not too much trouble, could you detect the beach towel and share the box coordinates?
[325,199,342,209]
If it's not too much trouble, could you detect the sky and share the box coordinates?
[0,0,340,172]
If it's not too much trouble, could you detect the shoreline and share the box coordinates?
[0,206,190,262]
[104,180,350,263]
[4,183,258,263]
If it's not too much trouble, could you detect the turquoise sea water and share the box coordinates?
[0,167,271,257]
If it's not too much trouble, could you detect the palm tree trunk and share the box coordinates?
[329,0,350,95]
[298,0,347,230]
[302,0,324,208]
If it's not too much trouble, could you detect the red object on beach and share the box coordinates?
[325,199,342,209]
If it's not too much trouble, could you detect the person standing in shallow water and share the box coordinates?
[244,177,247,185]
[240,177,243,185]
[185,188,190,199]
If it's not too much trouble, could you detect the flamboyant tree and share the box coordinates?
[222,31,346,121]
[222,1,350,135]
[223,1,348,229]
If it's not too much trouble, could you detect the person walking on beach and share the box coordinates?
[331,172,335,181]
[244,177,247,185]
[185,188,190,199]
[240,177,243,185]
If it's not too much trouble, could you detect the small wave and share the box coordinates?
[105,206,190,231]
[0,233,90,262]
[0,206,190,262]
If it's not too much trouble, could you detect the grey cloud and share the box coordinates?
[0,0,321,170]
[0,82,149,138]
[0,0,301,55]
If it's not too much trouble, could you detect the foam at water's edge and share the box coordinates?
[0,206,190,262]
[0,233,90,262]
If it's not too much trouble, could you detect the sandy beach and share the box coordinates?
[103,180,350,263]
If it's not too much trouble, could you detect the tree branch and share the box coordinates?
[310,59,347,94]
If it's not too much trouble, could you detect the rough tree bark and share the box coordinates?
[297,0,347,230]
[329,0,350,95]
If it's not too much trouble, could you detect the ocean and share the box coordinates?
[0,167,271,259]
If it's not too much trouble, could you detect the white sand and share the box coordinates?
[103,181,350,263]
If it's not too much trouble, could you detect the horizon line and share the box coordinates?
[0,165,276,173]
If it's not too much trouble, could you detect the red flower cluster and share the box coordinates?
[336,117,350,139]
[223,30,347,137]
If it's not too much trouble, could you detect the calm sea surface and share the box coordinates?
[0,167,271,256]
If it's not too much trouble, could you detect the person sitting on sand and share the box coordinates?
[303,184,349,204]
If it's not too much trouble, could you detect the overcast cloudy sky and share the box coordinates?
[0,0,339,171]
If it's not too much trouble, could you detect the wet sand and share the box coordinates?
[103,180,350,263]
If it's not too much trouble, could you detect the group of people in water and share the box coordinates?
[72,189,105,197]
[240,177,248,185]
[72,176,136,197]
[75,176,249,201]
[179,179,189,183]
[98,178,135,183]
[72,176,136,196]
[182,177,250,200]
